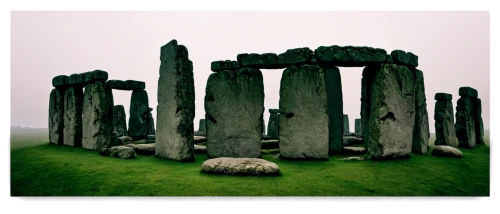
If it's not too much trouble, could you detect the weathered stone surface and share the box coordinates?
[364,64,415,159]
[52,75,68,88]
[124,143,155,155]
[205,67,264,158]
[267,110,280,139]
[343,146,366,154]
[455,97,476,148]
[194,144,207,153]
[128,89,149,140]
[107,80,146,90]
[63,87,83,147]
[67,70,109,87]
[412,69,429,154]
[211,60,240,72]
[49,88,64,145]
[459,86,478,98]
[360,65,377,149]
[431,145,463,158]
[82,81,114,150]
[198,119,206,133]
[324,67,343,153]
[277,47,313,66]
[156,40,195,162]
[110,146,137,159]
[146,108,155,135]
[390,50,419,67]
[473,98,485,145]
[194,136,207,144]
[343,136,364,146]
[434,100,458,147]
[314,45,387,67]
[119,136,133,143]
[237,53,283,69]
[343,114,350,134]
[434,93,452,101]
[262,120,266,135]
[201,158,280,176]
[113,105,127,137]
[279,65,329,160]
[354,119,362,137]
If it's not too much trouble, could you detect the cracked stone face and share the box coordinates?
[82,81,114,150]
[49,88,64,145]
[63,87,83,147]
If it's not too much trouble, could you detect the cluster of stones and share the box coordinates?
[455,87,484,148]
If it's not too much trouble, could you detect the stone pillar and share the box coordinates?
[146,107,156,135]
[364,64,415,159]
[63,87,83,147]
[412,69,430,154]
[205,67,264,158]
[267,109,280,138]
[354,119,362,137]
[434,93,457,147]
[156,40,195,162]
[262,120,266,135]
[113,105,127,137]
[279,64,329,160]
[361,66,376,149]
[343,114,349,134]
[82,80,114,150]
[474,98,485,145]
[324,67,343,153]
[198,119,206,133]
[455,87,477,148]
[49,88,64,145]
[128,89,149,139]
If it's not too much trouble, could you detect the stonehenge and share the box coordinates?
[354,119,362,137]
[412,69,430,154]
[82,80,114,150]
[455,87,483,148]
[128,89,150,139]
[434,93,457,147]
[324,67,343,153]
[198,119,206,134]
[63,87,83,147]
[267,109,280,139]
[48,88,64,145]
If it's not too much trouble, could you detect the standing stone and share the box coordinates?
[48,88,64,145]
[63,87,83,147]
[267,109,280,138]
[146,107,156,135]
[473,98,485,145]
[198,119,206,133]
[279,64,329,160]
[456,96,476,148]
[262,120,266,135]
[434,93,457,147]
[324,67,343,153]
[412,69,429,154]
[343,114,350,134]
[82,81,114,150]
[205,67,264,158]
[354,119,362,137]
[364,64,415,159]
[156,40,195,162]
[113,105,127,137]
[128,89,149,139]
[361,66,377,149]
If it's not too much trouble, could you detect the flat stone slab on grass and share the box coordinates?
[343,136,363,146]
[431,146,463,158]
[194,144,207,153]
[340,156,365,161]
[107,80,146,90]
[201,158,280,176]
[343,146,366,154]
[123,143,155,155]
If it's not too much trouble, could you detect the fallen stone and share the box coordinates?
[431,145,463,158]
[237,53,283,69]
[113,105,128,137]
[82,81,114,150]
[314,45,387,67]
[279,64,329,160]
[49,88,64,145]
[340,156,365,161]
[354,119,362,137]
[455,96,476,148]
[52,75,68,88]
[343,114,350,134]
[434,99,458,147]
[200,158,280,176]
[205,67,264,158]
[126,143,155,155]
[194,144,207,153]
[324,67,343,153]
[194,135,207,144]
[128,89,149,140]
[458,87,478,98]
[211,60,240,72]
[156,40,195,162]
[107,80,146,90]
[119,136,134,143]
[412,69,429,154]
[343,146,366,154]
[63,87,83,147]
[276,47,313,66]
[261,139,279,149]
[434,93,452,101]
[110,146,137,159]
[390,50,419,67]
[343,136,364,146]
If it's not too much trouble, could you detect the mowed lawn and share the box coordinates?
[11,129,490,196]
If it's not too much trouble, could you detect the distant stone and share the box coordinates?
[146,110,155,135]
[237,53,283,69]
[200,158,280,176]
[343,146,366,154]
[194,136,207,144]
[431,145,463,158]
[343,136,364,146]
[458,87,478,98]
[194,144,207,153]
[113,105,128,137]
[390,50,419,67]
[211,60,240,72]
[276,47,313,66]
[343,114,349,134]
[67,70,109,87]
[434,99,458,147]
[434,93,452,101]
[269,109,280,114]
[52,75,68,88]
[340,156,365,161]
[324,67,343,153]
[267,110,280,139]
[119,136,133,143]
[473,98,485,145]
[49,88,64,145]
[110,146,137,159]
[63,87,83,147]
[354,119,362,137]
[82,81,114,150]
[107,80,146,90]
[455,97,476,148]
[128,89,149,140]
[198,119,206,133]
[314,45,387,67]
[99,148,111,156]
[412,69,429,154]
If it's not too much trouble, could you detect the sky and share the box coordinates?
[10,11,489,133]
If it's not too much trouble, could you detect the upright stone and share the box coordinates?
[113,105,127,137]
[364,64,415,159]
[412,69,430,154]
[267,109,280,138]
[343,114,349,134]
[474,98,484,145]
[262,120,266,135]
[279,65,329,160]
[205,67,264,158]
[146,107,156,135]
[156,40,195,162]
[354,119,362,137]
[63,87,83,147]
[128,89,149,139]
[198,119,206,133]
[48,88,64,145]
[361,66,377,149]
[456,95,476,148]
[82,81,114,150]
[434,93,457,147]
[324,67,343,153]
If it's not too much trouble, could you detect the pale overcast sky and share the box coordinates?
[11,11,489,133]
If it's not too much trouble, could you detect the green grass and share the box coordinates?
[11,129,490,196]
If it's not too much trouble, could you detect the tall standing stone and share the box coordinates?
[434,93,457,147]
[205,67,264,158]
[473,98,485,145]
[267,109,280,138]
[455,87,477,148]
[364,64,415,159]
[354,119,362,137]
[49,88,64,145]
[279,64,329,160]
[361,66,377,149]
[113,105,127,137]
[324,67,343,153]
[82,81,114,150]
[63,87,83,147]
[412,69,429,154]
[128,89,149,139]
[343,114,349,134]
[156,40,195,162]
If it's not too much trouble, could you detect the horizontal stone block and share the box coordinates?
[211,60,240,72]
[107,80,146,90]
[52,75,68,88]
[314,45,387,67]
[65,70,109,87]
[459,86,478,97]
[237,53,285,69]
[391,50,419,67]
[435,93,452,101]
[276,47,313,66]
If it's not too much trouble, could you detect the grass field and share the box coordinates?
[10,128,490,196]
